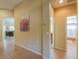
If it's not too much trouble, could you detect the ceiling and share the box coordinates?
[51,0,76,8]
[0,0,23,10]
[0,0,76,10]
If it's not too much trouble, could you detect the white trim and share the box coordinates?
[43,56,52,59]
[43,56,48,59]
[15,44,42,56]
[55,47,66,51]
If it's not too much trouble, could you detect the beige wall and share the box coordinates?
[14,0,51,59]
[14,0,42,54]
[54,3,77,50]
[0,10,13,40]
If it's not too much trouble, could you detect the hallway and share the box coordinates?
[0,0,77,59]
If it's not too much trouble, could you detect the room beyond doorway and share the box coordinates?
[66,16,77,59]
[2,16,15,40]
[49,0,77,58]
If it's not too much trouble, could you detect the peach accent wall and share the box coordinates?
[54,3,77,50]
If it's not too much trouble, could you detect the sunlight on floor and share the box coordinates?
[51,39,76,59]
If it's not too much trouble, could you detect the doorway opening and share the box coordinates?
[2,16,15,46]
[49,0,77,59]
[2,16,15,57]
[2,16,14,40]
[66,16,77,59]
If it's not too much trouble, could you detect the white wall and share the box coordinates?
[42,0,51,59]
[49,3,55,48]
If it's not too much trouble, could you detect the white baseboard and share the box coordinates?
[55,47,66,51]
[42,47,66,59]
[15,44,42,56]
[43,56,48,59]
